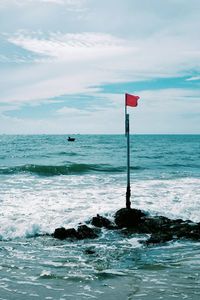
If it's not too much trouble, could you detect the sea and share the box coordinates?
[0,134,200,300]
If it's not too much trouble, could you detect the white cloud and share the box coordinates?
[56,106,90,116]
[139,88,200,111]
[0,32,136,105]
[1,89,199,134]
[0,102,124,134]
[2,29,199,108]
[0,0,200,133]
[8,32,134,62]
[186,76,200,81]
[0,0,84,6]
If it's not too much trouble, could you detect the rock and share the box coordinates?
[114,208,200,244]
[174,223,200,240]
[139,216,173,234]
[53,227,78,240]
[53,208,200,245]
[115,208,147,228]
[77,225,98,239]
[91,214,113,229]
[53,225,99,240]
[145,232,174,245]
[84,248,96,255]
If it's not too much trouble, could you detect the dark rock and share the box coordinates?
[172,218,184,224]
[153,216,173,227]
[53,227,78,240]
[84,248,96,255]
[53,225,99,240]
[145,232,174,245]
[53,208,200,245]
[77,225,98,239]
[189,230,200,240]
[91,214,113,229]
[140,216,173,234]
[115,208,147,228]
[174,223,200,240]
[114,208,200,244]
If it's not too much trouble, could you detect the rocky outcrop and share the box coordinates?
[53,227,78,240]
[77,225,98,239]
[53,225,98,240]
[90,214,115,229]
[53,208,200,245]
[115,208,146,229]
[84,248,96,255]
[114,208,200,244]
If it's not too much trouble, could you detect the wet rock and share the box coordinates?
[174,223,200,240]
[139,216,174,234]
[77,225,98,239]
[114,208,200,244]
[53,225,98,240]
[172,218,184,225]
[53,227,78,240]
[145,220,200,243]
[84,248,96,255]
[145,232,174,245]
[115,208,147,228]
[91,214,113,229]
[188,230,200,240]
[53,208,200,245]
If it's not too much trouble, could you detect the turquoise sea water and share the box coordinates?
[0,134,200,299]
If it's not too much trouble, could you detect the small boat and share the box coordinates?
[68,136,75,142]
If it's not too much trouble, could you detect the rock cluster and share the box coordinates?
[90,214,116,229]
[114,208,200,245]
[115,208,146,228]
[53,224,98,240]
[53,208,200,245]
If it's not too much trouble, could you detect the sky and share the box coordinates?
[0,0,200,134]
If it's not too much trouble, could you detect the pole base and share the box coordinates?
[126,185,131,209]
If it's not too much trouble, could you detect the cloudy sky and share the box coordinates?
[0,0,200,134]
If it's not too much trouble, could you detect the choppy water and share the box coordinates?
[0,134,200,299]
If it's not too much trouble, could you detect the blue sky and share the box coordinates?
[0,0,200,134]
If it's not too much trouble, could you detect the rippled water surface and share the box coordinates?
[0,134,200,299]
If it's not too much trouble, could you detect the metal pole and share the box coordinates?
[126,113,131,209]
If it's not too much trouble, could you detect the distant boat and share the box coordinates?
[68,136,75,142]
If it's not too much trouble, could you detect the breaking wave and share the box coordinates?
[0,164,144,176]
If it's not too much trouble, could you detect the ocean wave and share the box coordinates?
[0,223,46,241]
[57,151,79,156]
[0,163,145,176]
[164,163,199,168]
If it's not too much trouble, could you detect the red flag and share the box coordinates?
[125,93,140,107]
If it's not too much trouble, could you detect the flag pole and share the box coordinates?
[125,95,131,209]
[124,93,140,209]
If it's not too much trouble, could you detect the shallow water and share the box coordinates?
[0,134,200,299]
[1,237,200,299]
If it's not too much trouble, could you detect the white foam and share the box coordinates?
[133,177,200,222]
[0,174,200,240]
